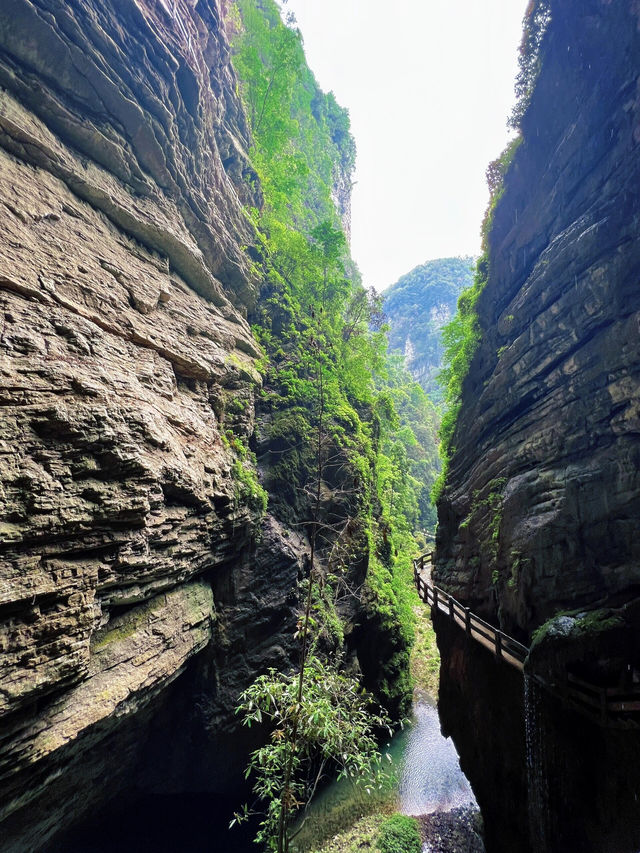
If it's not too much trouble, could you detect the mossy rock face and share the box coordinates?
[527,604,636,687]
[304,812,390,853]
[357,586,414,719]
[531,609,626,647]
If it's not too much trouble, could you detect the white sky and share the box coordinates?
[277,0,529,291]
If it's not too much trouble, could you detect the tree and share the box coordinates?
[235,658,392,852]
[234,342,392,853]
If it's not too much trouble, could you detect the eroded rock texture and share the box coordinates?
[434,3,640,852]
[0,2,300,849]
[435,0,640,635]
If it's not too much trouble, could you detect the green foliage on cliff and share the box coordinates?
[382,257,474,400]
[231,0,354,231]
[227,9,446,846]
[510,0,552,130]
[430,257,486,502]
[228,5,448,850]
[432,136,522,503]
[375,357,440,531]
[482,135,522,238]
[232,458,268,515]
[231,0,437,714]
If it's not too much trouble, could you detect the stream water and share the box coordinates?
[399,691,476,816]
[50,691,476,852]
[292,689,477,850]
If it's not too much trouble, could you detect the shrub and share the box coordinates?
[376,814,422,853]
[232,459,268,516]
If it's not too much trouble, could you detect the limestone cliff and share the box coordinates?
[434,2,640,851]
[435,0,640,636]
[0,2,302,849]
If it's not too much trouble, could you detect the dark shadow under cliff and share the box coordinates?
[436,609,640,853]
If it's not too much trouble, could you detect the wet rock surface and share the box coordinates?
[433,614,527,853]
[420,807,485,853]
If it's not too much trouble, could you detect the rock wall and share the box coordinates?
[434,3,640,851]
[435,0,640,636]
[0,2,301,849]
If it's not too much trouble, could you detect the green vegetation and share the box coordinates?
[430,257,486,502]
[228,4,445,849]
[232,458,268,516]
[476,477,506,566]
[531,608,626,648]
[376,814,422,853]
[361,552,414,716]
[432,134,521,506]
[303,812,422,853]
[484,136,522,208]
[306,813,393,853]
[384,257,474,320]
[91,600,154,651]
[234,657,392,852]
[376,357,441,532]
[506,551,526,592]
[431,5,539,507]
[233,329,395,852]
[231,0,439,716]
[383,257,474,400]
[510,1,552,130]
[410,596,440,696]
[231,0,354,232]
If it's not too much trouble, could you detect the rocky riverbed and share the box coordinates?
[420,806,485,853]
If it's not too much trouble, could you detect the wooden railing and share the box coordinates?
[413,553,528,671]
[564,673,640,727]
[413,552,640,728]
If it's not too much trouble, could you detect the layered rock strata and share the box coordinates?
[0,1,300,849]
[434,2,640,851]
[435,0,640,636]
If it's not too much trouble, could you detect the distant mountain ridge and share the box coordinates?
[383,256,475,398]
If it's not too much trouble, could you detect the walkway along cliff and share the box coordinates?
[415,554,640,727]
[433,2,640,852]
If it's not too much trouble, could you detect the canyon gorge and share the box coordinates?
[0,1,303,848]
[0,0,639,852]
